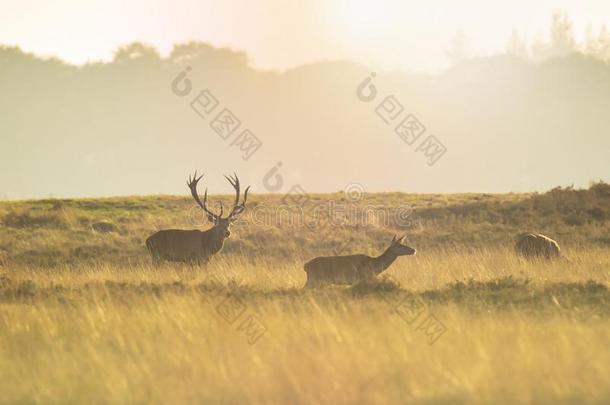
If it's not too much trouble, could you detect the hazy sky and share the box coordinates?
[1,0,609,71]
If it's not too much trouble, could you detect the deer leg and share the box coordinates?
[356,266,375,283]
[182,253,198,268]
[150,253,163,267]
[304,274,318,288]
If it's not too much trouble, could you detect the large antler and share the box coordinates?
[225,173,250,221]
[187,171,222,221]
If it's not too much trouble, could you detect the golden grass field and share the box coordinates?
[1,186,609,404]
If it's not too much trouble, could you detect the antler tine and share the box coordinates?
[201,187,221,220]
[188,172,226,220]
[224,173,241,209]
[187,171,204,187]
[187,171,205,209]
[242,185,250,205]
[227,178,251,221]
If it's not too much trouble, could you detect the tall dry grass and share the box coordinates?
[1,247,609,404]
[0,190,609,403]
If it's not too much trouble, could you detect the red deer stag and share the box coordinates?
[146,172,249,264]
[304,235,416,287]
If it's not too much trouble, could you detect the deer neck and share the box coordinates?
[203,226,228,248]
[214,227,228,243]
[371,248,398,275]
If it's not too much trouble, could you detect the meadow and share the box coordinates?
[0,184,609,404]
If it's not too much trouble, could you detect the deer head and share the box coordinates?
[187,172,250,238]
[388,235,417,256]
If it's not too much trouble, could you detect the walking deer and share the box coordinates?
[146,172,250,264]
[304,235,416,287]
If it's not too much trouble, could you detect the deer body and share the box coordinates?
[304,236,416,287]
[146,172,249,264]
[515,233,561,260]
[146,228,226,264]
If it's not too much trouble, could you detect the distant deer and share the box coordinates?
[304,235,416,287]
[515,233,561,260]
[146,172,249,264]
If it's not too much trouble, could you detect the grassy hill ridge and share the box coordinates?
[1,182,609,267]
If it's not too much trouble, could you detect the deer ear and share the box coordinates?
[392,235,397,243]
[399,235,407,243]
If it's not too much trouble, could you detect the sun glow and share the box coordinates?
[335,0,400,40]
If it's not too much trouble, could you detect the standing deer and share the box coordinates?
[304,235,416,287]
[146,172,249,264]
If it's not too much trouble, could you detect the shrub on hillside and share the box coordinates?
[2,211,67,229]
[590,181,610,198]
